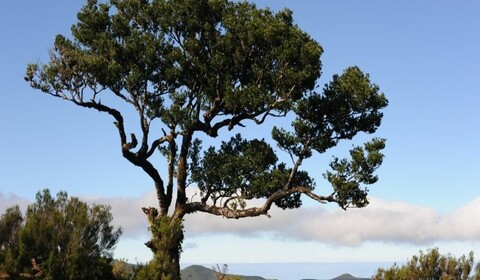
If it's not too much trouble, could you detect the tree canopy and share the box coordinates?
[25,0,388,278]
[0,189,122,280]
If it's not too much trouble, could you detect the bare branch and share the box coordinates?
[145,135,171,158]
[198,93,288,137]
[57,96,171,213]
[284,156,304,190]
[111,88,135,105]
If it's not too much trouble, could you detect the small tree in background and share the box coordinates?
[26,0,388,278]
[112,259,141,280]
[0,189,122,280]
[212,264,242,280]
[374,248,480,280]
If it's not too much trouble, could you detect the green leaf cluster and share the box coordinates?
[191,134,313,209]
[273,66,387,158]
[26,0,322,131]
[325,138,386,209]
[192,134,277,199]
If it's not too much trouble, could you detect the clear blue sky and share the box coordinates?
[1,0,479,275]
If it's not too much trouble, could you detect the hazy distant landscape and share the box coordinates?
[180,262,393,280]
[180,264,373,280]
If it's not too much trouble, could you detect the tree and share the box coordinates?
[112,259,141,280]
[212,264,242,280]
[0,205,23,278]
[474,263,480,280]
[0,189,122,280]
[373,248,479,280]
[25,0,388,279]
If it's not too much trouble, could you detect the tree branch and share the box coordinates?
[145,135,171,159]
[60,97,170,213]
[182,187,336,219]
[174,132,193,213]
[198,95,287,137]
[71,100,128,146]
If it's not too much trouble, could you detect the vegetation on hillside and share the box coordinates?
[374,248,480,280]
[0,189,122,280]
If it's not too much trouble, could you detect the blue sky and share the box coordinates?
[1,0,479,272]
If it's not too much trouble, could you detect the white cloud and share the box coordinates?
[439,197,480,241]
[85,192,158,238]
[182,196,480,246]
[289,199,442,245]
[3,190,480,246]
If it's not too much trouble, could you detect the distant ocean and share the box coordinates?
[181,262,396,280]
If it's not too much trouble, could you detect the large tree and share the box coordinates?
[25,0,388,279]
[0,189,122,279]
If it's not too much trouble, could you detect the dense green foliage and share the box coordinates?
[0,189,122,279]
[26,0,388,278]
[374,248,480,280]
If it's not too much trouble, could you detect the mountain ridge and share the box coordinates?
[181,265,268,280]
[331,273,370,280]
[181,265,371,280]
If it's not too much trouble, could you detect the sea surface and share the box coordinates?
[181,262,396,280]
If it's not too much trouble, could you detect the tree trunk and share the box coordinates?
[142,214,184,280]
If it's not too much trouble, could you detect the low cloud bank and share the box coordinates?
[180,198,480,246]
[85,192,158,237]
[95,193,480,246]
[3,190,480,246]
[0,193,30,214]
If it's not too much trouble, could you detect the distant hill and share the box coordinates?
[181,265,267,280]
[331,273,370,280]
[302,273,370,280]
[180,264,371,280]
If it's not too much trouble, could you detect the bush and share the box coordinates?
[0,189,122,280]
[374,248,480,280]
